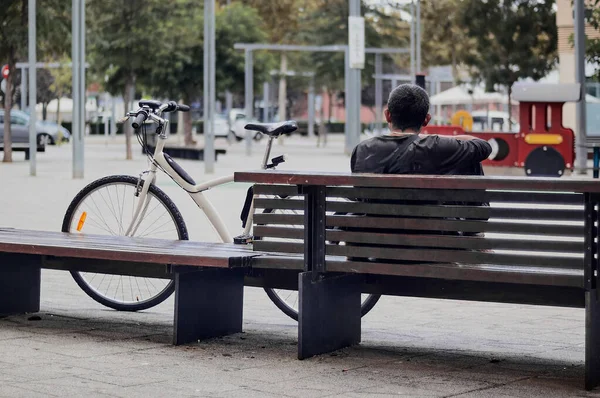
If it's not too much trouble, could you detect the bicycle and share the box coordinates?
[61,100,380,320]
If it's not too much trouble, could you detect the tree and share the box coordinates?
[584,0,600,80]
[87,0,186,159]
[460,0,557,123]
[148,2,273,144]
[48,55,72,125]
[296,0,409,123]
[0,0,69,162]
[420,0,475,82]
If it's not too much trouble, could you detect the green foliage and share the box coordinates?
[87,0,188,96]
[584,0,600,80]
[460,0,557,92]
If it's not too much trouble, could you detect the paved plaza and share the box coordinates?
[0,133,599,397]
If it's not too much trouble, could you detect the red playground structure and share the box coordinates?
[422,83,582,177]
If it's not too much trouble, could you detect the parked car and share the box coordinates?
[0,109,66,146]
[40,120,70,142]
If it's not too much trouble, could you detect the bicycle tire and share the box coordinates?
[62,175,188,311]
[260,206,382,321]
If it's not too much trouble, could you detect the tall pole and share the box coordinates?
[263,81,269,122]
[308,77,315,137]
[20,68,26,111]
[344,48,351,153]
[375,53,382,135]
[28,0,36,176]
[203,0,215,173]
[410,1,416,79]
[347,0,363,154]
[72,0,79,177]
[574,0,587,174]
[77,0,85,178]
[416,0,421,74]
[71,0,84,179]
[244,49,253,156]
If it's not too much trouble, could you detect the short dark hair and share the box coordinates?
[387,84,430,132]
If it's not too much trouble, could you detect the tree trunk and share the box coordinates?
[42,103,47,120]
[3,54,15,163]
[56,97,61,125]
[124,75,136,160]
[327,88,334,124]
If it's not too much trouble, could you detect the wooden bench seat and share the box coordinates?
[0,228,258,345]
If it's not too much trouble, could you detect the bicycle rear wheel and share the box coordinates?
[62,175,188,311]
[260,204,381,321]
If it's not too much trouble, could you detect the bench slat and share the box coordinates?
[254,198,584,222]
[236,170,600,193]
[253,226,584,253]
[253,241,583,269]
[249,255,582,287]
[253,213,585,237]
[254,184,585,206]
[0,228,257,268]
[326,187,584,205]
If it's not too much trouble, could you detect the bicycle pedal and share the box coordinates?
[233,234,253,245]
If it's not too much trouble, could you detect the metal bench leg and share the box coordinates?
[298,271,361,360]
[586,291,600,390]
[173,267,244,345]
[0,254,41,316]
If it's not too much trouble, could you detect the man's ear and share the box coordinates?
[423,114,432,127]
[384,108,392,123]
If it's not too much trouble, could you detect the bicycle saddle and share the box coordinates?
[244,121,298,137]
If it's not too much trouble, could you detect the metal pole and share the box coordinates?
[110,95,116,136]
[410,1,416,79]
[244,49,253,156]
[416,0,421,74]
[76,0,85,178]
[574,0,587,174]
[375,53,382,135]
[20,68,26,111]
[28,0,36,176]
[203,0,215,173]
[308,77,315,137]
[71,0,79,178]
[344,48,351,153]
[262,81,269,122]
[348,0,362,154]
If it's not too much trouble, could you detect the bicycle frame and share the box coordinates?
[125,110,273,244]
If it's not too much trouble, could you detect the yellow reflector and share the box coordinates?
[76,212,87,231]
[524,134,563,145]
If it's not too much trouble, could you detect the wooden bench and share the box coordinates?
[0,228,258,345]
[0,143,45,160]
[235,170,600,390]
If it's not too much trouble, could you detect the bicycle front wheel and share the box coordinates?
[62,175,188,311]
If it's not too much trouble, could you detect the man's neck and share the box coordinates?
[388,128,419,136]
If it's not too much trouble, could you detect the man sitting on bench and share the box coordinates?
[351,83,491,176]
[348,84,492,261]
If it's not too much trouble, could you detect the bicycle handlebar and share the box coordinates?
[129,100,190,129]
[131,110,149,129]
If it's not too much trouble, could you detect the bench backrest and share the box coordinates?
[238,172,600,289]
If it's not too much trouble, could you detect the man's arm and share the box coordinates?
[436,135,493,164]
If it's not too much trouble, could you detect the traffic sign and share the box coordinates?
[348,16,365,69]
[1,64,9,79]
